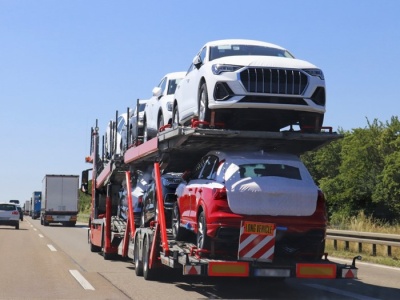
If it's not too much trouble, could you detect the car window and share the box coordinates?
[239,163,301,180]
[199,155,219,180]
[191,156,208,179]
[117,116,126,132]
[158,77,167,95]
[209,45,294,61]
[0,203,16,211]
[199,46,207,64]
[167,78,182,95]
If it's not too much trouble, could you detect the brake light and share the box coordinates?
[212,187,227,200]
[138,195,143,204]
[12,211,19,215]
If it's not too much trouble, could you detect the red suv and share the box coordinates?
[172,150,327,261]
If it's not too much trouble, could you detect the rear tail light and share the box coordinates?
[212,187,227,201]
[138,195,143,205]
[316,190,327,221]
[12,211,19,215]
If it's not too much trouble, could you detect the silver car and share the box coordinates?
[0,203,20,229]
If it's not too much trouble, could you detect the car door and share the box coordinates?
[179,47,207,120]
[147,77,167,132]
[184,155,218,222]
[178,156,208,225]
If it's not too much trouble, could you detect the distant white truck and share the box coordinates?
[24,200,31,215]
[41,174,79,227]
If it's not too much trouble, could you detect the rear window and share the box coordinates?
[238,163,301,180]
[0,204,16,211]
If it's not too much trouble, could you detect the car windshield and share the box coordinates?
[0,203,16,211]
[238,163,301,180]
[209,44,294,61]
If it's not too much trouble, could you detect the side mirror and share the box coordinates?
[192,55,202,69]
[81,169,91,193]
[181,170,191,182]
[152,86,162,98]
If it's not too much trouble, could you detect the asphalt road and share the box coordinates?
[1,217,400,300]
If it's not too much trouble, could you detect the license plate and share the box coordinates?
[54,216,69,221]
[243,222,275,236]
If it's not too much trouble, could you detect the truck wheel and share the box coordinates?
[43,220,49,226]
[197,211,210,250]
[143,236,156,280]
[198,82,210,125]
[134,236,143,276]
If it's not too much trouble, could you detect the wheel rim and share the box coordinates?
[143,121,148,141]
[172,205,179,237]
[172,106,179,127]
[199,88,206,121]
[197,214,205,248]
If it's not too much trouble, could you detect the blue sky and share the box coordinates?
[1,0,399,202]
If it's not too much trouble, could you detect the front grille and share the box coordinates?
[240,68,308,95]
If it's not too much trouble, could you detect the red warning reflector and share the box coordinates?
[342,268,358,279]
[296,263,337,279]
[183,265,202,275]
[208,261,249,277]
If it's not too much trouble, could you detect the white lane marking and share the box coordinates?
[305,284,380,300]
[69,270,95,290]
[47,244,57,251]
[38,234,44,238]
[33,228,37,231]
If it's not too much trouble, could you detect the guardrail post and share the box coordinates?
[345,241,349,251]
[358,242,362,253]
[334,240,337,250]
[372,244,377,256]
[388,245,392,257]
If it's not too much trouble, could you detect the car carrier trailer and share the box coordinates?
[83,120,361,280]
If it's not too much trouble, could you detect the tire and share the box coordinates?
[15,223,19,230]
[197,211,210,250]
[172,105,179,128]
[300,114,324,133]
[103,251,114,260]
[134,236,143,276]
[143,119,148,142]
[90,241,101,252]
[172,202,187,240]
[158,113,164,132]
[143,236,156,280]
[198,82,210,124]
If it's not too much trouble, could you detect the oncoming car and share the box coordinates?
[143,72,186,141]
[172,39,326,132]
[172,150,327,261]
[0,202,20,229]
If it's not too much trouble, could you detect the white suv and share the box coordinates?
[173,39,326,132]
[0,203,20,229]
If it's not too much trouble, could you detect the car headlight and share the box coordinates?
[303,68,324,80]
[212,64,242,75]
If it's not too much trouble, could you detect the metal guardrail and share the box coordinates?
[327,229,400,257]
